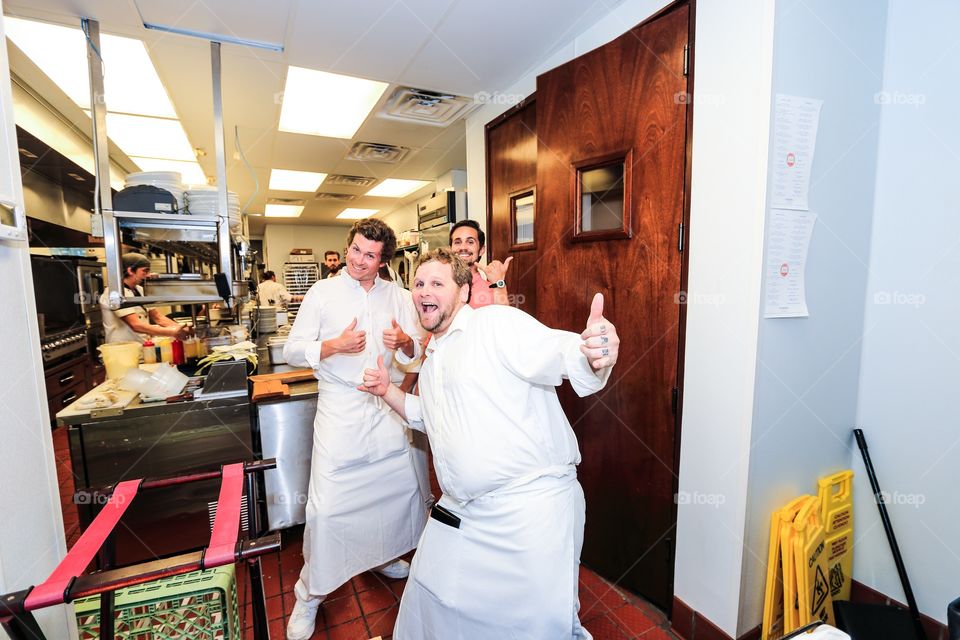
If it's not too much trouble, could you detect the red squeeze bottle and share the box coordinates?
[172,338,185,365]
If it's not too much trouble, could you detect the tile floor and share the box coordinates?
[52,426,678,639]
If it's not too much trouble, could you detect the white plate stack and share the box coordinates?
[256,306,278,334]
[184,186,241,231]
[125,171,185,212]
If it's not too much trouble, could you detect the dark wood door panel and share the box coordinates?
[486,99,538,315]
[535,3,690,610]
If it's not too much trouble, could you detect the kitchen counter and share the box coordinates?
[59,361,254,565]
[250,334,319,530]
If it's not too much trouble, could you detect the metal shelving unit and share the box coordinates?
[282,262,319,323]
[87,19,238,311]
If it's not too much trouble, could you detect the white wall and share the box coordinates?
[262,223,351,275]
[854,0,960,624]
[0,8,73,638]
[674,1,776,635]
[738,0,890,633]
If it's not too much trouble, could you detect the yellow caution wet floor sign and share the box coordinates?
[762,495,815,640]
[818,471,854,601]
[792,496,835,627]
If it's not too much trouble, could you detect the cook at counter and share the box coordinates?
[100,252,193,343]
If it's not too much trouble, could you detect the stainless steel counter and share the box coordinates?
[252,333,319,530]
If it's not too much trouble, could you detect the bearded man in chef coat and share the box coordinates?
[359,247,620,639]
[283,218,427,640]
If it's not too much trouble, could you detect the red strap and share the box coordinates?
[25,480,140,610]
[204,463,244,568]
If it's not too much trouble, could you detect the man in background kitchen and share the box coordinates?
[320,249,341,278]
[359,248,619,639]
[283,218,427,640]
[256,270,302,307]
[449,219,513,307]
[100,252,193,343]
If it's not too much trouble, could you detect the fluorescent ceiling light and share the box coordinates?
[278,66,388,139]
[5,17,176,118]
[129,158,207,185]
[366,179,431,198]
[265,204,305,218]
[269,169,327,192]
[94,113,196,161]
[336,208,379,220]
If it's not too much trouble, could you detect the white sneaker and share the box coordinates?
[377,558,410,579]
[286,595,322,640]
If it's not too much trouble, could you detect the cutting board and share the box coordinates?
[56,381,138,420]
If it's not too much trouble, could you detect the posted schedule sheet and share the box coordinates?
[771,94,822,210]
[764,209,817,318]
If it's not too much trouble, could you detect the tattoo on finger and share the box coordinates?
[601,348,609,356]
[599,324,607,335]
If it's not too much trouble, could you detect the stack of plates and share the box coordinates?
[185,187,241,230]
[125,171,185,212]
[256,306,278,334]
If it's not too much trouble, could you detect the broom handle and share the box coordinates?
[854,428,926,640]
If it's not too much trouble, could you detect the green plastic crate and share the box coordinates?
[74,565,239,640]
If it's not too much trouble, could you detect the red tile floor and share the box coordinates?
[52,426,678,639]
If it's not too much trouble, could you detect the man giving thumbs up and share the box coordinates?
[359,247,619,640]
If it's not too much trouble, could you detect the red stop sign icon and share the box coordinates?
[786,152,796,167]
[780,263,789,277]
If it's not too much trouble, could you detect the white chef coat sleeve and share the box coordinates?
[403,392,426,433]
[485,306,611,397]
[282,283,323,367]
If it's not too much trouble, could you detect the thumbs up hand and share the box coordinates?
[357,355,391,396]
[382,318,413,355]
[580,293,619,370]
[333,317,366,354]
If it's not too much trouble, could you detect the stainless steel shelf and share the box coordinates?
[110,210,220,226]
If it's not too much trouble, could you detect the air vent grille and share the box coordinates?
[379,88,478,127]
[326,174,378,188]
[314,193,358,202]
[267,197,307,206]
[346,142,410,164]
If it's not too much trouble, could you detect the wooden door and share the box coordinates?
[485,98,538,315]
[535,3,690,610]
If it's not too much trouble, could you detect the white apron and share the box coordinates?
[394,467,591,639]
[297,383,428,597]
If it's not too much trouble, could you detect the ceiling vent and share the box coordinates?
[325,174,378,188]
[379,88,478,127]
[267,197,307,206]
[346,142,410,164]
[314,192,357,202]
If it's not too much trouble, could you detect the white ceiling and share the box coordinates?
[2,0,626,233]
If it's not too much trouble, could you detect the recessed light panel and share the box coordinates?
[265,204,305,218]
[366,179,431,198]
[336,208,379,220]
[278,66,388,139]
[269,169,327,192]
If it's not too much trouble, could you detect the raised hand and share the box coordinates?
[357,355,391,396]
[382,318,412,353]
[334,317,366,354]
[477,256,514,283]
[579,293,619,370]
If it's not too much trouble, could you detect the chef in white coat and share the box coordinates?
[359,247,620,639]
[283,219,427,640]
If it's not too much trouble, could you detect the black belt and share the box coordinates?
[430,503,461,529]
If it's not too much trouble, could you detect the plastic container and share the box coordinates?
[74,565,238,640]
[97,342,142,381]
[118,368,165,397]
[142,340,157,364]
[183,337,199,362]
[151,363,188,396]
[172,339,185,365]
[158,337,173,363]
